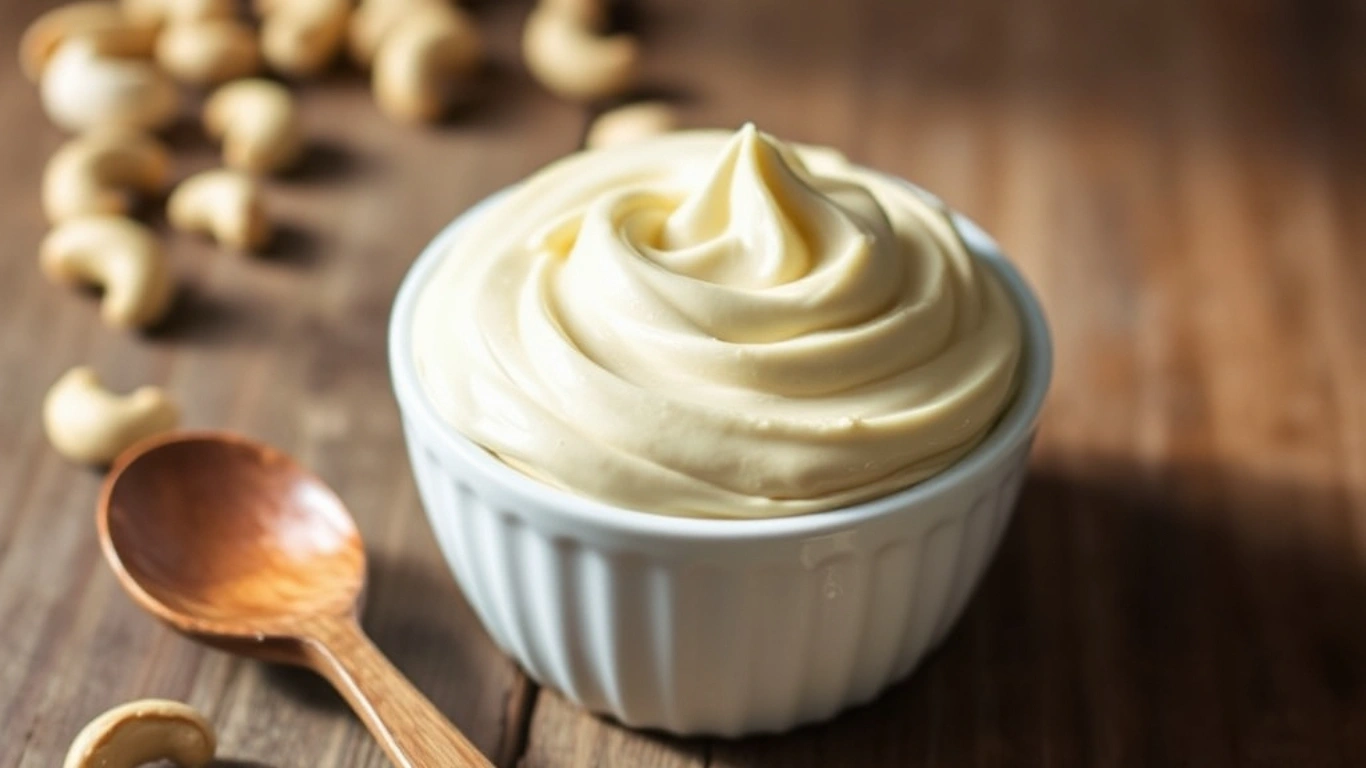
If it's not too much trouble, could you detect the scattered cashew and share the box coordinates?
[347,0,448,68]
[204,79,302,174]
[260,0,351,78]
[121,0,235,26]
[585,101,677,149]
[522,6,638,102]
[156,18,261,85]
[19,1,156,82]
[45,368,180,467]
[168,169,272,250]
[43,129,171,223]
[41,215,174,329]
[372,5,483,123]
[41,37,179,133]
[64,699,210,767]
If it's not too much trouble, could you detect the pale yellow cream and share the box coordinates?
[413,125,1023,518]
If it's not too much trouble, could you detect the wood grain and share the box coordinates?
[304,616,495,768]
[2,0,1365,765]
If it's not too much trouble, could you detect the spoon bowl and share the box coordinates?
[98,431,492,768]
[101,432,364,635]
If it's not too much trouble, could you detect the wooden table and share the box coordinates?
[4,0,1365,765]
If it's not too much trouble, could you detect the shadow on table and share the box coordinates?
[360,551,518,729]
[560,457,1366,766]
[262,662,349,717]
[452,58,567,133]
[258,223,322,270]
[146,283,277,349]
[251,456,1366,766]
[279,138,372,186]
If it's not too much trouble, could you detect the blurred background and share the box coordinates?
[1,0,1364,765]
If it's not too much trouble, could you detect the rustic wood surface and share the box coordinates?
[2,0,1364,765]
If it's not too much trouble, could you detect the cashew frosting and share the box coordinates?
[412,125,1023,518]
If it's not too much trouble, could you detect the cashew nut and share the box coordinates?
[64,699,211,767]
[41,37,179,133]
[585,101,677,149]
[45,368,180,467]
[40,215,174,329]
[168,169,272,250]
[347,0,449,67]
[156,18,261,85]
[522,6,638,102]
[43,130,171,223]
[19,1,156,82]
[261,0,351,77]
[204,79,302,174]
[121,0,235,25]
[372,6,483,123]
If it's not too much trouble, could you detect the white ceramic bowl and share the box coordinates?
[389,183,1052,737]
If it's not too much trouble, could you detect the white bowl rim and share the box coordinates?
[389,179,1053,542]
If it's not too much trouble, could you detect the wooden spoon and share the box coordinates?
[97,431,493,768]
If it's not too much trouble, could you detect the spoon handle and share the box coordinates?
[303,615,494,768]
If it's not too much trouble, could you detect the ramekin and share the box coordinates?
[389,182,1052,737]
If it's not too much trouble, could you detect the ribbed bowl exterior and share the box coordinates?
[401,413,1032,735]
[389,182,1051,736]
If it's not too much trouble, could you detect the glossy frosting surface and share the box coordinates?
[413,126,1022,518]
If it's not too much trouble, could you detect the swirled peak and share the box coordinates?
[413,125,1023,518]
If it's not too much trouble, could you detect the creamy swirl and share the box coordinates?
[413,125,1023,518]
